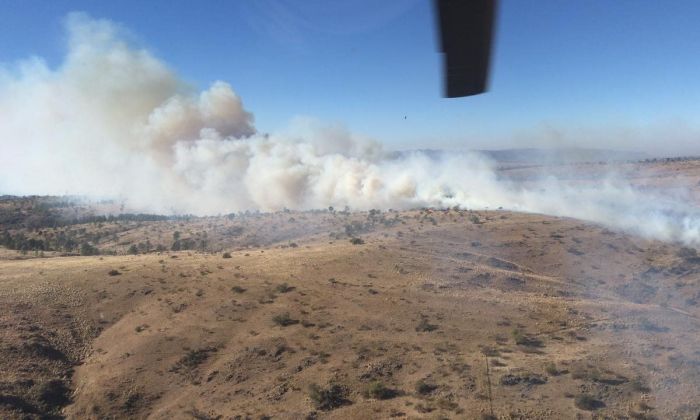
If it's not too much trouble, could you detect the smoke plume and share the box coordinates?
[2,13,700,244]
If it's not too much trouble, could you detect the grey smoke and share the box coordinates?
[1,13,699,245]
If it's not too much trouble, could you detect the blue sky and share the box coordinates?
[1,0,699,153]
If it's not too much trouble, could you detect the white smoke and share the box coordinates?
[1,13,700,244]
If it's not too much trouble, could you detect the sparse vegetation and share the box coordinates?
[499,373,547,386]
[415,318,438,332]
[571,366,627,385]
[511,328,526,345]
[490,359,506,367]
[308,383,350,410]
[480,345,500,357]
[545,362,558,376]
[275,282,294,293]
[436,397,459,411]
[414,403,435,413]
[272,312,299,327]
[231,286,246,293]
[80,242,99,256]
[1,196,698,418]
[574,394,603,410]
[415,380,437,395]
[511,328,543,347]
[170,347,217,374]
[628,410,657,420]
[36,379,71,411]
[630,377,651,393]
[677,246,698,260]
[638,317,669,332]
[364,381,396,400]
[185,408,221,420]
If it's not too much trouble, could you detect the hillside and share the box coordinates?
[1,205,698,419]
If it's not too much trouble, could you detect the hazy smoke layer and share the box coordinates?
[1,14,699,244]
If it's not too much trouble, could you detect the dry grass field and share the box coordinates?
[1,159,700,419]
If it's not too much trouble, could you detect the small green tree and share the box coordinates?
[80,242,99,256]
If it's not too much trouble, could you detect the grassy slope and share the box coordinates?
[1,210,698,419]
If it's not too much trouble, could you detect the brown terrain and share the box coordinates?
[1,159,699,419]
